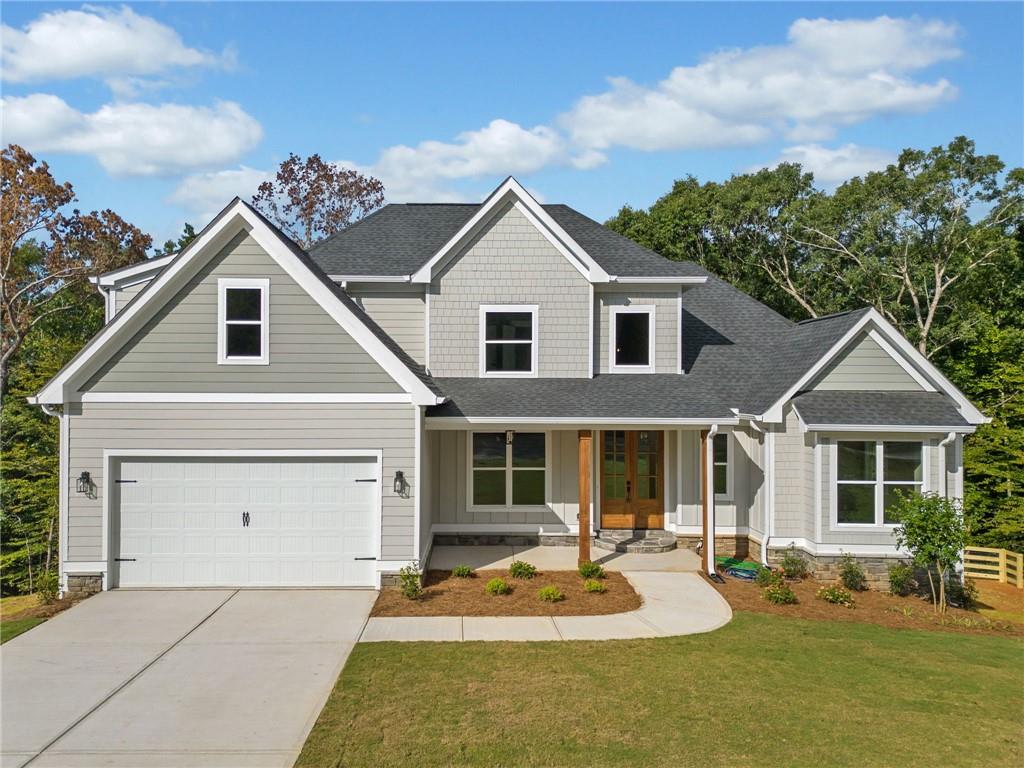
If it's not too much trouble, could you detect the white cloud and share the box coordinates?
[754,143,898,186]
[168,166,272,221]
[1,94,263,176]
[1,5,230,86]
[561,16,959,152]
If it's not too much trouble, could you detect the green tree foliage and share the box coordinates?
[891,493,968,613]
[155,222,198,256]
[608,138,1023,551]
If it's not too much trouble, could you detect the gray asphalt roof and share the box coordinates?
[307,203,704,278]
[790,391,971,428]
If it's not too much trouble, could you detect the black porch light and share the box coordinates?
[76,471,91,494]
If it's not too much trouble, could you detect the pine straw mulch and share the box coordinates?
[372,569,642,617]
[707,574,1024,637]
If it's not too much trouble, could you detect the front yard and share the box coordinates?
[298,611,1022,767]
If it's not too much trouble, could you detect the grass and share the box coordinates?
[1,617,44,644]
[297,612,1023,768]
[0,593,40,618]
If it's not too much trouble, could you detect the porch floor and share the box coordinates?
[427,543,701,573]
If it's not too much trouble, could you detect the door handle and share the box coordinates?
[242,511,250,527]
[626,480,632,502]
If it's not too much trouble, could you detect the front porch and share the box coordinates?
[426,541,701,573]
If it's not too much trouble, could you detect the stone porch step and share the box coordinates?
[593,530,677,554]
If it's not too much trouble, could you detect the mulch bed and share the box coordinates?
[708,574,1024,637]
[3,594,89,622]
[372,569,642,617]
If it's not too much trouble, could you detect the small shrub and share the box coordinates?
[398,562,423,600]
[485,577,511,596]
[451,565,474,578]
[583,579,606,593]
[509,560,537,579]
[754,566,782,587]
[838,553,867,591]
[946,577,979,610]
[538,585,564,602]
[817,584,855,608]
[37,570,59,604]
[779,546,809,580]
[887,562,917,597]
[578,561,605,579]
[762,581,798,605]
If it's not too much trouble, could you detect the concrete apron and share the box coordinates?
[1,589,375,768]
[360,571,733,643]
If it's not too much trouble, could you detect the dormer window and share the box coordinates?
[218,278,269,365]
[609,305,655,373]
[479,305,538,377]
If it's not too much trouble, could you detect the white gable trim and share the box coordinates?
[91,254,175,288]
[410,177,610,284]
[762,309,986,425]
[34,200,442,406]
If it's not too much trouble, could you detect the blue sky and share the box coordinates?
[3,1,1022,246]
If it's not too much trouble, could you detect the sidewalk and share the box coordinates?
[359,571,732,643]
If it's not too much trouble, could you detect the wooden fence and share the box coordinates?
[963,546,1024,588]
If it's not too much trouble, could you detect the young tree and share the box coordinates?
[1,145,151,395]
[156,223,198,256]
[891,493,968,613]
[251,153,384,248]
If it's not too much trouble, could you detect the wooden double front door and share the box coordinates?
[600,430,663,530]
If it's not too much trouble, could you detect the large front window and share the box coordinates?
[471,432,546,507]
[479,305,537,377]
[218,278,269,364]
[836,440,923,525]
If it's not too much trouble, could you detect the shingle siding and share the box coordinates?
[64,402,416,562]
[428,203,590,378]
[82,231,402,394]
[345,284,426,365]
[595,289,679,374]
[773,407,814,541]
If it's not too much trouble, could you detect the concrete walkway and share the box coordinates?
[1,589,375,768]
[428,543,702,573]
[360,571,732,643]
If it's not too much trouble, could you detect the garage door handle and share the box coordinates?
[355,479,377,483]
[115,557,137,562]
[354,557,377,561]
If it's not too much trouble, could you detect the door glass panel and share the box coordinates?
[609,477,625,500]
[603,431,627,500]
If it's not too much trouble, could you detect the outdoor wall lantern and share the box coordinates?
[393,470,406,494]
[505,430,515,445]
[76,471,91,494]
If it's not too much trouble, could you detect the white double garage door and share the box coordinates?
[113,456,379,588]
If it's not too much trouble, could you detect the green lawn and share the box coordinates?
[0,617,44,644]
[298,612,1023,768]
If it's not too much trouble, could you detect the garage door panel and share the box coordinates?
[116,457,379,587]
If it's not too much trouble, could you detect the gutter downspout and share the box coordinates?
[762,428,774,566]
[704,424,721,580]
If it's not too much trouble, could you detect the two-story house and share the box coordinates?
[33,178,985,592]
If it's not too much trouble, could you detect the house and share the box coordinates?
[32,178,985,593]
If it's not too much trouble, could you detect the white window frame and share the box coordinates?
[609,305,656,374]
[217,278,270,365]
[713,432,733,501]
[467,430,551,511]
[478,305,539,378]
[831,440,927,529]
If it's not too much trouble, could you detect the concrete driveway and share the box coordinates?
[1,589,375,768]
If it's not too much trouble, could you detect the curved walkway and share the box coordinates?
[359,571,733,643]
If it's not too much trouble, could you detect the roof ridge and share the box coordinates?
[796,308,868,325]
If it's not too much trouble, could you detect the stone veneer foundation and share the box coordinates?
[66,574,102,594]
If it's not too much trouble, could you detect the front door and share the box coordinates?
[600,430,663,529]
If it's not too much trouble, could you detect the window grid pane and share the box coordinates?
[225,324,261,357]
[473,470,506,506]
[838,441,876,481]
[225,288,262,321]
[837,483,875,524]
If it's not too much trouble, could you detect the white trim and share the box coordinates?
[413,405,423,560]
[410,177,610,284]
[103,287,115,323]
[427,417,740,428]
[937,431,956,497]
[768,538,908,557]
[217,277,270,365]
[608,304,656,374]
[33,200,443,406]
[610,276,708,285]
[829,439,927,530]
[663,431,671,521]
[760,309,986,424]
[329,274,410,283]
[79,392,414,403]
[102,448,383,590]
[466,430,551,512]
[432,523,577,534]
[703,425,718,575]
[813,437,822,543]
[803,422,974,434]
[763,430,775,565]
[676,286,683,374]
[93,254,175,286]
[588,283,595,379]
[424,288,431,371]
[478,304,539,378]
[675,525,751,536]
[58,408,70,595]
[676,428,684,527]
[712,431,733,502]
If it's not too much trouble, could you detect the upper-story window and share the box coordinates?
[218,278,269,365]
[479,305,538,377]
[610,305,655,373]
[835,440,923,526]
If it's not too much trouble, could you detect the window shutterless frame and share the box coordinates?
[831,440,926,529]
[478,305,539,378]
[467,430,551,511]
[217,278,270,365]
[609,305,656,373]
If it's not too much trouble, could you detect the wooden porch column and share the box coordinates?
[578,430,592,566]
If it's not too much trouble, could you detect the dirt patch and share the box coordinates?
[3,594,88,622]
[372,569,642,617]
[975,581,1024,624]
[708,575,1024,637]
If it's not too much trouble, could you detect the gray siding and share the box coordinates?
[82,232,402,394]
[64,402,416,562]
[428,203,591,378]
[773,407,815,541]
[113,282,148,315]
[811,333,923,391]
[595,290,679,374]
[346,284,425,365]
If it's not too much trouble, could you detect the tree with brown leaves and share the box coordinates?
[1,145,151,395]
[251,153,384,248]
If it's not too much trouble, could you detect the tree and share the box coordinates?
[891,493,968,613]
[251,153,384,248]
[1,145,151,395]
[156,222,198,256]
